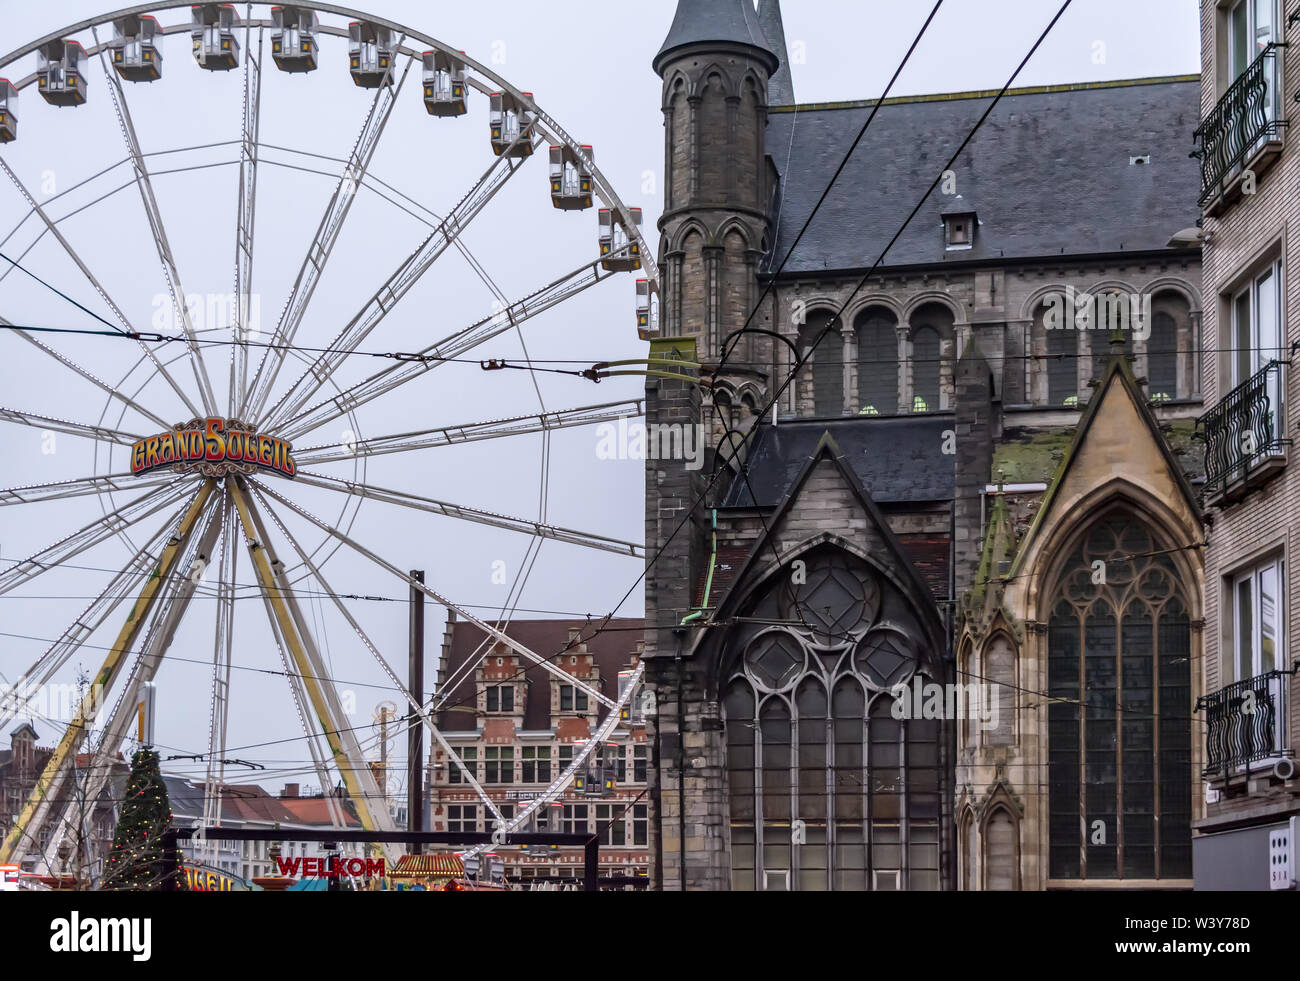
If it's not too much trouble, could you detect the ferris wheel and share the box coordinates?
[0,2,654,873]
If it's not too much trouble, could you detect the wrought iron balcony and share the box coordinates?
[1199,669,1292,779]
[1192,44,1284,208]
[1197,360,1289,504]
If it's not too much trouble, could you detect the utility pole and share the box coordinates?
[408,570,425,854]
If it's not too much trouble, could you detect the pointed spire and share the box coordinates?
[654,0,779,76]
[756,0,795,104]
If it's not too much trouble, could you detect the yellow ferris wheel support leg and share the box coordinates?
[227,479,390,841]
[0,480,218,865]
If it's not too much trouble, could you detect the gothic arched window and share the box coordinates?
[855,306,898,415]
[1148,291,1188,402]
[1041,302,1077,407]
[911,327,941,413]
[1046,515,1192,881]
[723,547,943,891]
[800,310,843,418]
[909,302,953,413]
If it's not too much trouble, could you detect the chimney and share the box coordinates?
[281,783,300,799]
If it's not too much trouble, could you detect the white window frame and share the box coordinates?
[1232,555,1285,682]
[1231,259,1284,386]
[1227,0,1277,80]
[762,868,790,891]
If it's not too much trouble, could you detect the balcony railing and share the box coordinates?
[1192,43,1284,207]
[1197,360,1289,503]
[1198,669,1292,778]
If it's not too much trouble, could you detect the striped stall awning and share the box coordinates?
[389,853,465,879]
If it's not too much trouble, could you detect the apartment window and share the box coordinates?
[485,747,514,784]
[558,745,573,775]
[563,804,588,834]
[596,804,626,846]
[522,746,551,783]
[448,746,477,784]
[485,685,514,713]
[1233,261,1283,385]
[1232,556,1285,681]
[632,805,648,846]
[1228,0,1275,81]
[633,745,648,783]
[447,804,478,833]
[559,685,588,712]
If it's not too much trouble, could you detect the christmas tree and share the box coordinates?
[101,748,184,891]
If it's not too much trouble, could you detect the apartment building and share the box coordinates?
[1191,0,1300,889]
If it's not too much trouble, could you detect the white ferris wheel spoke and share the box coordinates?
[92,29,220,417]
[230,21,264,416]
[251,478,617,710]
[293,400,644,467]
[0,472,172,507]
[259,130,540,432]
[292,469,643,558]
[0,157,203,421]
[0,515,176,733]
[239,47,414,422]
[0,481,217,866]
[277,256,612,442]
[1,317,171,429]
[41,493,226,872]
[462,660,646,863]
[0,405,143,447]
[230,480,397,849]
[252,485,505,824]
[201,491,237,860]
[0,482,191,596]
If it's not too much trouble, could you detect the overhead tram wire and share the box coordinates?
[447,5,1093,731]
[0,320,1259,368]
[711,0,945,380]
[412,0,1083,726]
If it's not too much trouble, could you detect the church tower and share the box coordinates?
[653,0,780,367]
[640,1,786,891]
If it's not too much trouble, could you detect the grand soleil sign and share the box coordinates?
[131,418,296,480]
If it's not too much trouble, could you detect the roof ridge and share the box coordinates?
[768,73,1200,113]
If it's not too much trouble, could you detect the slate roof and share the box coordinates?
[655,0,778,74]
[721,415,956,507]
[437,618,644,733]
[765,77,1201,274]
[756,0,794,105]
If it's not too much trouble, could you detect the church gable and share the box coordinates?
[697,433,947,685]
[1008,354,1201,592]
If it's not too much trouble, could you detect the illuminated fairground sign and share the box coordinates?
[131,418,296,480]
[183,865,246,892]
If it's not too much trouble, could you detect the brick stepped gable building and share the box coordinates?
[641,0,1207,891]
[1187,0,1300,889]
[430,616,650,883]
[0,724,128,879]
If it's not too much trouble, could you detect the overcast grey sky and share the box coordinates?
[0,1,1200,794]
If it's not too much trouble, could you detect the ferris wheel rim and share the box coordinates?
[0,0,659,298]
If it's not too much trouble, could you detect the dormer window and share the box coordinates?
[559,685,589,712]
[941,195,977,251]
[485,684,514,713]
